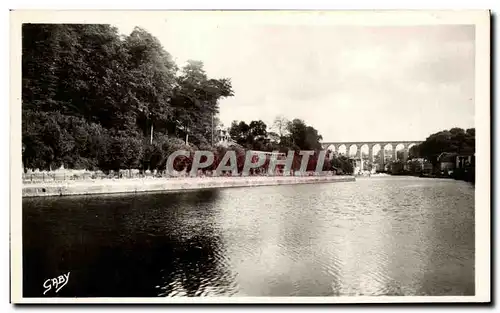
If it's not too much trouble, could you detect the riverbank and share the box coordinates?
[355,173,391,178]
[386,171,475,184]
[22,175,356,198]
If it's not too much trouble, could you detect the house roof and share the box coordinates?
[437,151,475,162]
[437,152,458,162]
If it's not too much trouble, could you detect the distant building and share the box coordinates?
[423,162,433,173]
[456,153,475,169]
[437,152,458,172]
[389,161,405,174]
[215,127,242,148]
[455,152,475,182]
[216,128,231,143]
[408,158,433,174]
[266,132,281,144]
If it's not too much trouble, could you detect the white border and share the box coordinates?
[9,10,491,304]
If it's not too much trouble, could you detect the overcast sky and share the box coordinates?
[115,19,475,142]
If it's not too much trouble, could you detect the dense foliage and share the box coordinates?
[408,128,475,164]
[22,24,233,172]
[227,117,353,174]
[389,127,475,182]
[22,24,352,175]
[228,117,323,151]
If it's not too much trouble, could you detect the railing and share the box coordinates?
[22,170,341,184]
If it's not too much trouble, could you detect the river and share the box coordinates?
[22,176,475,297]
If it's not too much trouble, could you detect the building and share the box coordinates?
[215,128,231,143]
[214,127,242,148]
[454,152,475,182]
[407,158,433,174]
[456,153,475,169]
[437,152,458,173]
[389,161,405,174]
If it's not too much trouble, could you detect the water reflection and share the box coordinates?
[23,177,475,297]
[23,190,232,297]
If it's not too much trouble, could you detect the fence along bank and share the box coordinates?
[22,175,355,197]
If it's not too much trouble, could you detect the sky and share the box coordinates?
[115,17,475,142]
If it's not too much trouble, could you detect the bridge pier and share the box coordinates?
[321,141,422,173]
[403,148,409,163]
[381,148,385,171]
[358,148,364,172]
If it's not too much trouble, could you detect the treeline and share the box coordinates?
[121,115,355,175]
[168,147,354,176]
[228,116,323,151]
[22,24,353,176]
[389,127,475,180]
[22,24,233,172]
[225,116,353,174]
[408,127,475,164]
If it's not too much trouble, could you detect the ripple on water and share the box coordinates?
[22,177,475,297]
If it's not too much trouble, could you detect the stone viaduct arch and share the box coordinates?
[321,140,423,171]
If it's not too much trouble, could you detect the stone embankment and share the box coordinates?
[22,175,356,198]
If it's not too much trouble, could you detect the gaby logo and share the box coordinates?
[166,149,332,177]
[43,272,70,295]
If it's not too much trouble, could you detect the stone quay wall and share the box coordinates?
[22,175,356,198]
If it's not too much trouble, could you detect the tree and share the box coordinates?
[412,128,475,165]
[249,120,267,141]
[408,145,420,159]
[272,115,290,139]
[286,119,323,150]
[227,117,324,154]
[229,121,250,146]
[228,120,270,150]
[125,27,177,140]
[22,24,234,172]
[330,154,354,175]
[171,60,233,146]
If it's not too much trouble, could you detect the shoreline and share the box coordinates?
[22,175,356,198]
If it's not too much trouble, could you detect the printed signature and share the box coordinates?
[43,272,70,295]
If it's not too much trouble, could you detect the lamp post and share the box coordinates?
[22,144,25,173]
[150,118,153,145]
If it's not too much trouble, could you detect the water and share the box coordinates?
[22,176,475,297]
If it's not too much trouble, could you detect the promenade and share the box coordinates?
[22,175,356,198]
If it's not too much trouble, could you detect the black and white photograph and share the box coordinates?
[10,10,490,304]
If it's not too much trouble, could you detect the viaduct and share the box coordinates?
[321,140,423,170]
